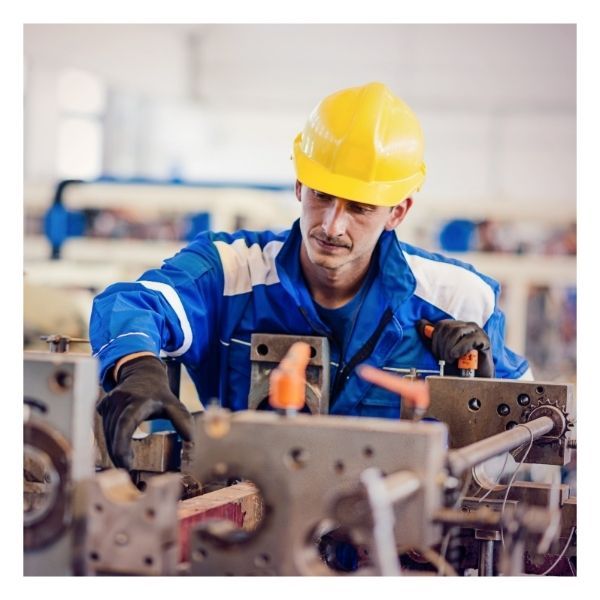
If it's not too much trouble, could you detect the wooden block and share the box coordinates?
[178,481,263,563]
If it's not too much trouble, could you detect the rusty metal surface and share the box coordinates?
[85,470,181,575]
[424,376,575,466]
[248,333,330,414]
[182,408,447,576]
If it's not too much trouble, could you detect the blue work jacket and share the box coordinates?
[90,220,530,418]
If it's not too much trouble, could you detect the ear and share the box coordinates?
[295,179,302,202]
[384,197,413,231]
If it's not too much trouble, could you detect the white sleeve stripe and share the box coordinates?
[93,331,151,357]
[402,250,495,326]
[214,239,283,296]
[138,280,193,357]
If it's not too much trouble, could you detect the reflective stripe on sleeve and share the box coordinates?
[402,250,496,326]
[93,331,151,357]
[138,280,193,357]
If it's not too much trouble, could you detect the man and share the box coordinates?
[91,82,530,470]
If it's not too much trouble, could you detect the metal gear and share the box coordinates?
[525,399,573,443]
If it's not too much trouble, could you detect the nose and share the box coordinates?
[321,199,348,238]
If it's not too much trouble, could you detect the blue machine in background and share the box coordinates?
[43,177,294,259]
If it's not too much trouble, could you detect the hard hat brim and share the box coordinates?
[292,134,426,207]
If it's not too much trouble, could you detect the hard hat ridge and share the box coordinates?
[293,82,426,207]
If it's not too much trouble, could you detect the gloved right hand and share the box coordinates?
[97,355,193,470]
[417,318,495,377]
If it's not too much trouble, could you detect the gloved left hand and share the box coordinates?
[417,319,495,377]
[96,355,193,470]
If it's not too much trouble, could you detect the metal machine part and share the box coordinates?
[85,470,181,575]
[24,423,70,549]
[182,408,447,576]
[95,426,182,473]
[23,351,99,576]
[424,376,575,466]
[419,377,577,576]
[248,333,330,414]
[358,468,421,575]
[94,414,202,498]
[40,334,90,353]
[447,416,555,477]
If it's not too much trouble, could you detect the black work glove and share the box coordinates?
[97,355,193,469]
[417,319,495,378]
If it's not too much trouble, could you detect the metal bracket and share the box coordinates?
[248,333,330,414]
[85,470,181,575]
[424,376,575,466]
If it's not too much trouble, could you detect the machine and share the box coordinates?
[23,335,576,576]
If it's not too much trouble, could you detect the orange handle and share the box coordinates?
[269,342,311,411]
[423,324,435,339]
[358,365,430,411]
[423,323,478,370]
[458,349,479,370]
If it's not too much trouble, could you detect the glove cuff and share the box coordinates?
[116,354,165,384]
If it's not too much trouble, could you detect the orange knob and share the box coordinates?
[458,349,479,370]
[269,342,311,411]
[423,324,435,339]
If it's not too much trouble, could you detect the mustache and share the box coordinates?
[311,233,351,248]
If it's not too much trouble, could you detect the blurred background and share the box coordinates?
[23,23,576,384]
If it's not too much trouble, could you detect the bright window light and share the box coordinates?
[56,117,103,179]
[57,68,106,114]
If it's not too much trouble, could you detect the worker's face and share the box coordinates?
[296,181,412,273]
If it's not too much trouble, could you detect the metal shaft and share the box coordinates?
[447,416,554,477]
[478,540,494,576]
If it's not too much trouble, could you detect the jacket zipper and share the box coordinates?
[331,307,394,401]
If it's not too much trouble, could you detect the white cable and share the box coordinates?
[440,442,525,575]
[476,449,513,503]
[438,471,473,576]
[539,526,576,576]
[500,425,535,547]
[472,440,529,501]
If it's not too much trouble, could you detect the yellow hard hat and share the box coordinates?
[293,82,426,207]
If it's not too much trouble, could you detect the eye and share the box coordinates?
[348,203,372,215]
